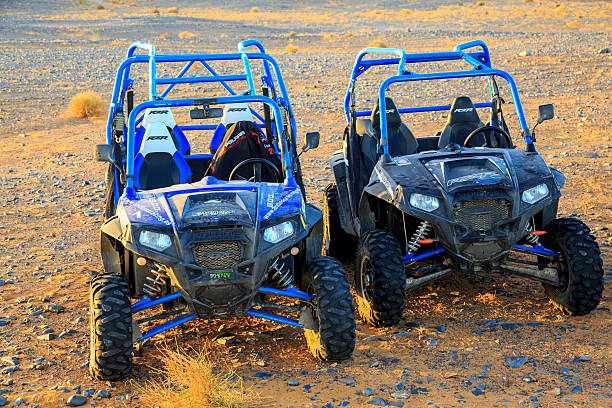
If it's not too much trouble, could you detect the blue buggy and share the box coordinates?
[90,40,355,380]
[324,41,603,327]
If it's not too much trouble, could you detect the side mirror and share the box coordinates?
[94,144,114,163]
[537,104,554,123]
[302,132,320,153]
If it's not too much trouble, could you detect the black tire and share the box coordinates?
[303,257,356,361]
[355,230,406,327]
[89,273,133,380]
[323,183,357,261]
[541,218,604,316]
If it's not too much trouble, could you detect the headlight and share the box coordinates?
[263,221,294,244]
[522,184,549,204]
[410,193,439,212]
[139,230,172,251]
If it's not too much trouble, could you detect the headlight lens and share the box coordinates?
[263,221,294,244]
[410,193,440,212]
[139,230,172,251]
[522,184,549,204]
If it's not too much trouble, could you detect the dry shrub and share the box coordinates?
[69,91,104,118]
[138,346,254,408]
[179,31,196,39]
[96,4,104,10]
[554,5,568,14]
[368,40,387,48]
[285,44,298,53]
[167,7,179,13]
[287,31,297,37]
[151,8,160,15]
[250,7,260,13]
[400,9,411,15]
[159,32,168,39]
[566,20,581,28]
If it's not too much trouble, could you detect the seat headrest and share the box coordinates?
[143,107,177,128]
[138,122,177,157]
[448,96,480,124]
[221,103,253,126]
[371,97,402,130]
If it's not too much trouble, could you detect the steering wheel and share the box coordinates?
[463,125,512,148]
[228,158,281,183]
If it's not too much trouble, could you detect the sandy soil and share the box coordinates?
[0,0,611,407]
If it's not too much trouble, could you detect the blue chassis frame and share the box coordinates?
[343,40,558,265]
[105,40,313,341]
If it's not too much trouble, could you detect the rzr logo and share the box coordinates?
[454,108,474,113]
[227,107,247,112]
[147,135,168,140]
[149,110,168,114]
[385,109,396,114]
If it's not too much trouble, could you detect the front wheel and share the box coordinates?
[355,230,406,327]
[541,218,604,316]
[89,273,133,380]
[303,257,356,361]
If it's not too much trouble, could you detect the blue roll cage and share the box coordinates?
[343,40,534,155]
[106,40,299,198]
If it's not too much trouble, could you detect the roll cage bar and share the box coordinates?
[105,40,299,198]
[343,40,534,155]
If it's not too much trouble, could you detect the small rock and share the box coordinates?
[37,333,56,341]
[518,51,532,57]
[96,389,110,398]
[368,397,388,406]
[1,366,19,374]
[362,387,374,396]
[546,387,562,396]
[338,377,356,386]
[598,47,611,54]
[14,398,25,407]
[505,356,528,368]
[1,357,18,366]
[67,395,87,406]
[522,376,536,383]
[216,336,236,345]
[0,396,6,406]
[390,392,411,399]
[287,379,299,386]
[44,304,64,313]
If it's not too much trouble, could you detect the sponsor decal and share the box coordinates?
[227,107,247,112]
[453,108,474,113]
[209,272,231,279]
[262,189,299,220]
[446,171,503,186]
[375,166,394,196]
[385,109,396,114]
[191,209,235,217]
[124,197,172,226]
[146,135,168,140]
[149,110,168,114]
[266,194,274,208]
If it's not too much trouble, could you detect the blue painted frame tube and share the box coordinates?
[136,313,196,342]
[246,309,304,328]
[131,292,183,313]
[125,95,292,196]
[513,244,559,258]
[377,69,531,155]
[257,286,314,300]
[126,41,156,100]
[403,247,445,264]
[354,102,493,117]
[238,39,274,81]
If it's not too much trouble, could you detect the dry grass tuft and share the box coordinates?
[368,40,387,48]
[250,7,260,13]
[151,8,160,15]
[287,31,297,37]
[96,4,104,10]
[167,7,179,14]
[68,91,104,118]
[284,44,298,53]
[138,346,254,408]
[159,32,168,39]
[400,9,411,15]
[179,31,197,39]
[565,20,581,28]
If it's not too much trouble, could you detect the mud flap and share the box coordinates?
[299,306,317,330]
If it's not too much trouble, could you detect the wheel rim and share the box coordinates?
[360,256,375,303]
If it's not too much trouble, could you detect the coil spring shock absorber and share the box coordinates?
[143,267,168,298]
[406,221,432,253]
[525,217,539,245]
[269,255,293,288]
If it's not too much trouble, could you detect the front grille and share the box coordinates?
[193,241,242,270]
[453,199,510,231]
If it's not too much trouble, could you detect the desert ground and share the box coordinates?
[0,0,611,407]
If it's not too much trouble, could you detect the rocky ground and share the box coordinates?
[0,0,611,407]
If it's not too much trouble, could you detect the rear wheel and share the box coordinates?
[303,257,355,361]
[355,230,406,327]
[89,273,133,380]
[323,183,357,261]
[541,218,604,316]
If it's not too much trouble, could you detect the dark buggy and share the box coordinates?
[90,40,355,380]
[325,40,604,327]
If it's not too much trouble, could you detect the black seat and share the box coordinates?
[438,96,485,148]
[357,97,418,173]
